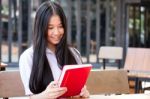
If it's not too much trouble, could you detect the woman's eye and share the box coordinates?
[59,25,63,28]
[48,27,53,30]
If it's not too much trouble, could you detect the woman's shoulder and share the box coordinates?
[19,46,33,70]
[20,46,33,59]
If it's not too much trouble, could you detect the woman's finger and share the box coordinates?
[49,81,59,88]
[80,85,90,98]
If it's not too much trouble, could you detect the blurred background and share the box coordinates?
[0,0,150,68]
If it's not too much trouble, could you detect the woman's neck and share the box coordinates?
[47,44,56,53]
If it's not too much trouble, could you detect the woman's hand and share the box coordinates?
[43,81,67,99]
[80,85,90,98]
[30,81,67,99]
[71,85,90,98]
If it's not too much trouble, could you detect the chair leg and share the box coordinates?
[0,67,6,71]
[118,60,121,69]
[142,81,150,93]
[143,87,150,92]
[103,59,106,69]
[134,78,143,93]
[3,98,9,99]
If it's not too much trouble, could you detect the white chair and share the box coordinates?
[124,48,150,93]
[98,46,123,69]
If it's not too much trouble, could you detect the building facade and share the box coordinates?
[0,0,149,67]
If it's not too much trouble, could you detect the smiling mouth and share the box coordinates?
[53,38,60,41]
[52,36,62,40]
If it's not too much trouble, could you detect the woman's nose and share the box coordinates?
[53,28,59,35]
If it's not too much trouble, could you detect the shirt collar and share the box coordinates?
[46,48,54,54]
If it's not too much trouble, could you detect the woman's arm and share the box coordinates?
[19,47,34,95]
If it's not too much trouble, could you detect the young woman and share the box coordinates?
[19,1,89,99]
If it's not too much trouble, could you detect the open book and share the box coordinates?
[58,64,92,97]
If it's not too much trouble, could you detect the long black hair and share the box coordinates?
[29,1,77,94]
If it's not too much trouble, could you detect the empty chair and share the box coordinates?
[0,70,25,98]
[98,46,123,69]
[124,48,150,93]
[86,69,129,95]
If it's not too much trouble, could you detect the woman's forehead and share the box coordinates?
[48,14,62,25]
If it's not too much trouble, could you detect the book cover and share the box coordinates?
[58,64,92,97]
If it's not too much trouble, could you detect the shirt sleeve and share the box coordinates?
[19,48,33,95]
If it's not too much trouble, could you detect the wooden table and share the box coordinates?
[128,71,150,93]
[90,94,150,99]
[8,94,150,99]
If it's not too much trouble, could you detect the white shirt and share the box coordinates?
[19,46,61,95]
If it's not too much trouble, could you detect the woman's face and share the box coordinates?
[47,14,64,48]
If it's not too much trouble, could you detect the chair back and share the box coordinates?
[86,69,129,95]
[124,48,150,72]
[98,46,123,69]
[99,46,123,59]
[0,70,25,98]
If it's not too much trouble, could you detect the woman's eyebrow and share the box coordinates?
[48,23,62,26]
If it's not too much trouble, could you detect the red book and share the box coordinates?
[58,64,92,98]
